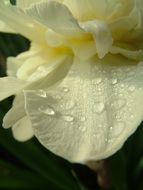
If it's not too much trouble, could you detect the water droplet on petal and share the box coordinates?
[129,85,135,92]
[37,90,47,98]
[110,126,113,130]
[94,102,105,114]
[111,99,126,110]
[63,87,69,92]
[81,127,86,132]
[115,114,121,120]
[79,116,86,122]
[54,95,62,100]
[63,115,74,122]
[65,100,75,110]
[120,84,125,88]
[79,126,86,132]
[39,106,55,116]
[96,78,102,84]
[111,78,118,84]
[111,122,125,137]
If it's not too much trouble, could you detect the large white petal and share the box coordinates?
[12,116,34,142]
[25,1,84,36]
[0,77,27,101]
[24,55,143,163]
[0,1,46,43]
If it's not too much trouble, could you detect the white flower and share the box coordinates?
[0,0,143,163]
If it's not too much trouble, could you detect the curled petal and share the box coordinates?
[12,116,34,142]
[17,0,41,8]
[24,55,143,163]
[17,0,64,9]
[0,1,46,43]
[80,20,113,58]
[3,94,25,129]
[25,1,84,36]
[0,77,27,101]
[63,0,134,21]
[110,46,143,61]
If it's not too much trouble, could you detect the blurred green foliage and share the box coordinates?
[0,32,143,190]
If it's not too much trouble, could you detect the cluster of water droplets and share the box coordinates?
[24,58,143,161]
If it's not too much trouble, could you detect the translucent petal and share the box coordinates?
[0,20,15,33]
[3,94,25,128]
[17,0,41,8]
[25,1,84,36]
[0,77,27,101]
[110,46,143,61]
[0,1,46,43]
[12,116,34,142]
[25,55,143,163]
[63,0,133,21]
[63,0,108,21]
[17,0,64,9]
[109,3,143,42]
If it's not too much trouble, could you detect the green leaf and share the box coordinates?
[109,150,128,190]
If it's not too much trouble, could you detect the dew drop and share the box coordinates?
[96,78,102,84]
[63,87,69,92]
[94,102,105,114]
[79,116,86,122]
[54,95,62,100]
[129,85,135,92]
[81,127,86,132]
[63,115,74,122]
[79,126,86,132]
[39,106,55,116]
[111,121,125,137]
[119,93,123,97]
[120,84,125,88]
[111,99,126,110]
[107,139,114,143]
[36,90,47,98]
[115,114,121,120]
[110,126,113,130]
[111,78,118,85]
[65,100,75,110]
[92,78,102,85]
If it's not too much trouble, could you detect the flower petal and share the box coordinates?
[3,94,25,128]
[0,1,46,43]
[24,55,143,163]
[17,0,41,8]
[0,20,15,33]
[25,1,84,36]
[0,77,27,101]
[12,116,34,142]
[80,20,113,58]
[17,0,64,9]
[110,46,143,61]
[63,0,108,21]
[63,0,129,21]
